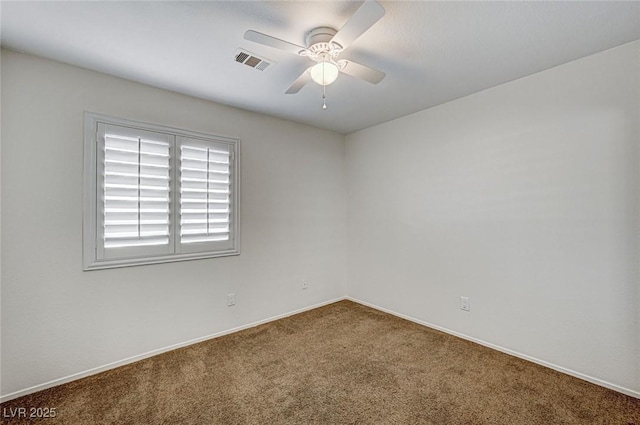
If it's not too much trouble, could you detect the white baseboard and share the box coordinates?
[346,296,640,400]
[4,296,638,402]
[0,297,347,403]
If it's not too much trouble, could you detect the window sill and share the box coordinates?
[83,248,241,271]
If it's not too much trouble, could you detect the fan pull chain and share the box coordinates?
[322,76,328,110]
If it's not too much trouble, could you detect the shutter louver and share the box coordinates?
[103,133,171,248]
[180,144,231,244]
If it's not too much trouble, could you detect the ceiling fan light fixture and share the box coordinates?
[310,60,339,86]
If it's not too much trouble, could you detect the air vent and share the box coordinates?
[234,49,273,71]
[235,51,249,63]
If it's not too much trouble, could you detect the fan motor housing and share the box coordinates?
[305,27,342,59]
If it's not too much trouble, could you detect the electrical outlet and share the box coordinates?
[302,280,308,290]
[460,296,470,312]
[227,293,236,306]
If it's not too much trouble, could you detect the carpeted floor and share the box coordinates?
[2,300,639,424]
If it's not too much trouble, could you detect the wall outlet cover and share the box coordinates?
[460,296,470,311]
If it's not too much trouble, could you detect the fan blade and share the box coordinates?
[285,68,312,94]
[244,30,306,55]
[330,0,385,50]
[339,60,385,84]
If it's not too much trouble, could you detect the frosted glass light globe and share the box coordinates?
[310,61,339,86]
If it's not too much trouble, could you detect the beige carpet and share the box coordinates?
[2,300,638,424]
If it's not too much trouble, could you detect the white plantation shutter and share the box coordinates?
[178,137,235,252]
[84,113,239,270]
[103,135,170,247]
[97,124,174,260]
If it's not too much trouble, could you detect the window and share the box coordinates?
[83,112,240,270]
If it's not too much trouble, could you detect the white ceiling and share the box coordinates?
[2,1,639,134]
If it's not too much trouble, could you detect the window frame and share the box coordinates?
[83,112,240,271]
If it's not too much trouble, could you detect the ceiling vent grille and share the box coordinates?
[234,49,273,71]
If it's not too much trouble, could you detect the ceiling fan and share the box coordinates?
[244,0,386,109]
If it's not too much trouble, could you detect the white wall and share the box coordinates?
[346,41,640,395]
[0,49,347,398]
